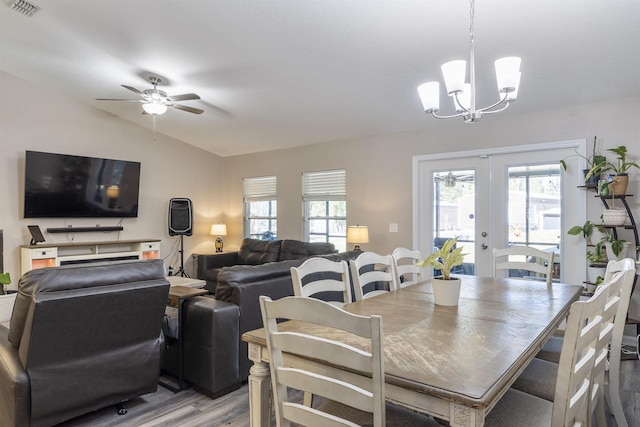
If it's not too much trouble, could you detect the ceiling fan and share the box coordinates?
[96,76,204,115]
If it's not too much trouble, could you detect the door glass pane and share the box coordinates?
[432,170,475,275]
[507,164,561,281]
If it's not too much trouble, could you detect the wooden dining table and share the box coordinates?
[241,275,583,427]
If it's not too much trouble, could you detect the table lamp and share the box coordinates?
[210,224,227,253]
[347,225,369,251]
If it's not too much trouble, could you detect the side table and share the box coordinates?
[159,285,207,392]
[166,275,206,289]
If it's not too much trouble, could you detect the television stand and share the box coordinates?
[20,239,160,275]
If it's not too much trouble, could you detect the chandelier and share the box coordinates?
[417,0,521,123]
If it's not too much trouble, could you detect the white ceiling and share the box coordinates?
[1,0,639,157]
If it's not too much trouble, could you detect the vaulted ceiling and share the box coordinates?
[2,0,639,157]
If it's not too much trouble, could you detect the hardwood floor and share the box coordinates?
[58,360,639,427]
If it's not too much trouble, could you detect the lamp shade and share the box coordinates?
[347,225,369,244]
[495,57,521,93]
[441,60,466,94]
[417,82,440,113]
[142,102,168,115]
[210,224,227,236]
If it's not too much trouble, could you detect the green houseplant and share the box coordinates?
[586,145,640,194]
[417,236,466,280]
[560,136,606,186]
[567,220,606,244]
[0,272,11,294]
[417,237,467,306]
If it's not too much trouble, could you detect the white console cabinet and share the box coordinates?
[21,239,161,275]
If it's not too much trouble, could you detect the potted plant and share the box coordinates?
[599,234,631,261]
[0,272,10,295]
[586,145,640,195]
[567,220,607,245]
[560,136,606,187]
[417,237,466,306]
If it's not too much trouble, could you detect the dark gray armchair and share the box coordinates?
[0,259,169,427]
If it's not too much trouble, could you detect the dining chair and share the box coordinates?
[484,280,610,426]
[290,257,352,306]
[258,295,437,427]
[492,245,555,285]
[535,258,636,427]
[509,267,632,427]
[391,247,424,288]
[349,251,399,301]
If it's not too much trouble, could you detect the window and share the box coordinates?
[244,176,277,240]
[302,169,347,251]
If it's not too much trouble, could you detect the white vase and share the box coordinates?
[586,265,606,283]
[431,277,461,306]
[602,208,627,226]
[604,241,631,261]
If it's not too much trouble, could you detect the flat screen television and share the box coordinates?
[24,150,141,218]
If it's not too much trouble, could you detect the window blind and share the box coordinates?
[302,169,346,201]
[243,176,277,202]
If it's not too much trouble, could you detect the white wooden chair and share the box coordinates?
[349,252,399,301]
[535,258,635,427]
[290,257,352,306]
[391,247,424,288]
[492,245,555,285]
[259,295,385,427]
[485,281,610,426]
[511,268,631,426]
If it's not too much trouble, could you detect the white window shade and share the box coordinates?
[243,176,277,202]
[302,169,346,201]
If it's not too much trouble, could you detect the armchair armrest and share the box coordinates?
[0,327,30,427]
[196,252,240,293]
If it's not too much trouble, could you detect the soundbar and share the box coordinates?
[47,226,124,233]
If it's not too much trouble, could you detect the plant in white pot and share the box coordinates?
[417,237,466,306]
[599,234,630,261]
[600,193,628,226]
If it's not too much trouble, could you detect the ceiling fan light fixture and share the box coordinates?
[142,102,167,115]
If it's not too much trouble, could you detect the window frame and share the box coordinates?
[243,176,277,240]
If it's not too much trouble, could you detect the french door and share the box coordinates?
[413,141,587,284]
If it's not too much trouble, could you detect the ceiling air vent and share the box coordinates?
[5,0,40,17]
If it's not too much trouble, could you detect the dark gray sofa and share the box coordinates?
[162,238,359,398]
[195,238,338,292]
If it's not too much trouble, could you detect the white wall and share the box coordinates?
[0,71,225,285]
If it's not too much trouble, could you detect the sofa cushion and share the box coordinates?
[237,238,281,265]
[278,240,336,261]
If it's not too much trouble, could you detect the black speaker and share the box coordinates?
[168,198,193,236]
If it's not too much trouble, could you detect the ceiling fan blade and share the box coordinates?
[172,103,204,114]
[122,85,145,96]
[167,93,201,102]
[95,98,144,102]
